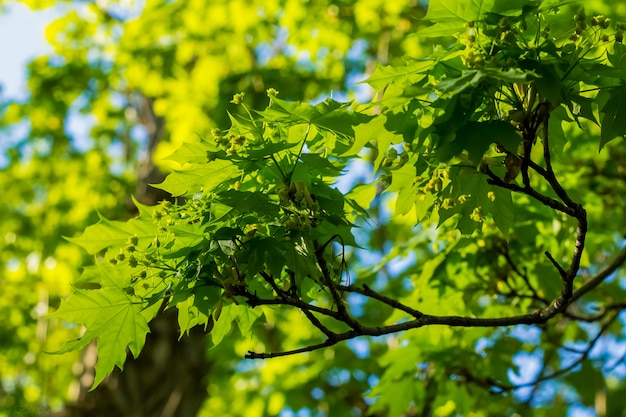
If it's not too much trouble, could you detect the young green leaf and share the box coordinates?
[47,263,152,389]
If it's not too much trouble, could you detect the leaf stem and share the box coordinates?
[287,123,311,183]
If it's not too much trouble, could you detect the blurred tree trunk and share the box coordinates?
[55,96,210,417]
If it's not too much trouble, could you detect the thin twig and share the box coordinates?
[240,291,344,321]
[499,245,549,304]
[570,246,626,303]
[314,240,362,331]
[484,167,575,216]
[538,113,582,210]
[338,283,424,318]
[260,271,286,298]
[243,245,626,359]
[545,251,567,280]
[494,311,620,392]
[299,307,336,339]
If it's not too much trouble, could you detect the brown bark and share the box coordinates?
[59,310,209,417]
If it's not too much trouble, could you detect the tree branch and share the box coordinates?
[245,338,341,359]
[570,245,626,304]
[545,251,567,280]
[244,245,626,359]
[494,311,619,392]
[300,307,337,339]
[338,283,424,318]
[314,240,363,331]
[242,108,623,361]
[539,111,580,210]
[499,244,549,305]
[240,291,344,321]
[245,307,564,359]
[485,167,575,216]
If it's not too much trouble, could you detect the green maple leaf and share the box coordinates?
[426,0,532,22]
[165,137,217,165]
[439,170,514,235]
[599,85,626,149]
[47,262,151,389]
[421,0,535,37]
[259,97,368,137]
[154,159,240,197]
[366,60,434,91]
[210,304,263,347]
[66,212,156,254]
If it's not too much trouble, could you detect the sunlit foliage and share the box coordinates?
[3,0,626,416]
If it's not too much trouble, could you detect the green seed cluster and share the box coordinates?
[276,182,321,233]
[461,17,528,70]
[571,8,623,43]
[470,207,486,223]
[212,130,249,156]
[230,92,245,105]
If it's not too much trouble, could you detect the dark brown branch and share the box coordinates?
[241,292,344,321]
[318,234,343,253]
[484,167,575,216]
[545,251,567,280]
[246,307,565,359]
[314,240,362,331]
[300,307,336,339]
[539,112,579,209]
[570,246,626,304]
[499,245,549,305]
[259,271,285,298]
[246,339,341,359]
[565,216,587,284]
[338,283,424,318]
[529,114,588,314]
[243,112,622,361]
[492,116,588,313]
[520,129,534,189]
[563,302,626,323]
[528,159,549,177]
[244,243,626,359]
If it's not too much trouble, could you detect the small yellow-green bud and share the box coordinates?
[442,198,455,209]
[230,92,245,104]
[470,207,486,222]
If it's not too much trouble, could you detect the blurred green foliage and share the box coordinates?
[2,1,626,417]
